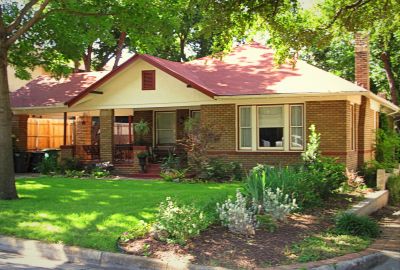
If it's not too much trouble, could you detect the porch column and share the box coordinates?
[11,114,29,151]
[63,112,67,146]
[100,109,114,162]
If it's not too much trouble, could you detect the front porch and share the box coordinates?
[18,107,199,176]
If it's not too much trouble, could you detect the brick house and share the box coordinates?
[10,37,399,176]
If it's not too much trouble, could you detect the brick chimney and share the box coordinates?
[355,32,370,90]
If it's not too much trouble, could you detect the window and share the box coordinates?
[156,112,176,145]
[290,105,304,149]
[258,106,284,148]
[142,70,155,90]
[191,110,201,121]
[239,107,252,148]
[350,105,355,150]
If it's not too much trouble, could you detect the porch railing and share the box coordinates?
[114,144,134,164]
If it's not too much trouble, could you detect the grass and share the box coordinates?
[286,233,372,263]
[0,177,239,251]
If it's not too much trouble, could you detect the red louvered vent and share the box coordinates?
[142,70,155,90]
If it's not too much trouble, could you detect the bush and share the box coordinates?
[65,170,86,178]
[387,175,400,205]
[160,168,188,182]
[59,157,83,173]
[161,153,182,171]
[36,157,59,175]
[119,220,150,243]
[201,158,243,181]
[335,213,380,238]
[217,189,256,235]
[263,188,298,222]
[153,197,212,244]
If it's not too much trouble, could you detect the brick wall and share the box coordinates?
[11,114,28,151]
[100,109,114,162]
[200,104,236,151]
[357,96,375,167]
[132,110,153,145]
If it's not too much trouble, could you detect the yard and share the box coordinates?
[0,177,239,251]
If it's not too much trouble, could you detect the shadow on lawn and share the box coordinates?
[0,177,238,251]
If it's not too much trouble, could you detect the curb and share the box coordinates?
[0,235,229,270]
[0,235,391,270]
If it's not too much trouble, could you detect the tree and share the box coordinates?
[0,0,136,200]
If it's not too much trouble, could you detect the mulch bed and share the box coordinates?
[119,193,363,269]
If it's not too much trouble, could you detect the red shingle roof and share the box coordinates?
[11,72,107,108]
[12,43,367,108]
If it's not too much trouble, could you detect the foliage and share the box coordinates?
[161,153,181,171]
[387,175,400,205]
[301,124,321,165]
[59,157,83,173]
[90,167,111,178]
[340,169,366,192]
[375,128,400,166]
[119,220,151,243]
[256,214,277,233]
[136,151,148,159]
[217,189,256,235]
[335,213,380,238]
[160,168,188,183]
[263,188,298,222]
[153,197,212,244]
[180,118,221,176]
[0,177,239,251]
[64,170,87,178]
[200,158,243,182]
[288,233,371,263]
[134,120,150,145]
[36,157,59,175]
[245,170,267,208]
[361,160,390,187]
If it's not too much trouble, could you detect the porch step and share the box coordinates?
[113,163,161,178]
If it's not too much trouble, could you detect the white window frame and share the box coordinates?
[155,111,176,145]
[239,106,252,150]
[289,104,305,151]
[237,104,304,152]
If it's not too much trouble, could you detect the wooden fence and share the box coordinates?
[27,118,75,150]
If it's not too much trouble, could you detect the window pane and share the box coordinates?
[291,106,303,126]
[240,128,252,148]
[157,113,175,129]
[259,107,283,127]
[240,107,251,127]
[291,127,303,148]
[259,127,283,147]
[157,130,175,144]
[192,111,200,121]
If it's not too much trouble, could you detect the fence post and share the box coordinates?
[376,169,387,190]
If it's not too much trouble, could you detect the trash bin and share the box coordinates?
[14,151,31,173]
[29,151,45,172]
[42,148,61,160]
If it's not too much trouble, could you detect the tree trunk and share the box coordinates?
[380,51,399,105]
[83,44,93,72]
[0,43,18,200]
[112,31,126,70]
[179,36,187,62]
[73,59,80,73]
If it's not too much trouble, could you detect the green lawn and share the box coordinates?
[0,177,239,251]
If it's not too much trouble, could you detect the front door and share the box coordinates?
[155,111,176,146]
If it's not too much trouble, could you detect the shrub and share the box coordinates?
[201,158,244,181]
[119,220,151,243]
[387,175,400,205]
[263,188,298,222]
[65,170,86,178]
[335,213,380,238]
[245,170,267,208]
[59,157,83,173]
[375,128,400,166]
[36,157,59,175]
[216,189,256,235]
[160,168,188,182]
[161,153,181,171]
[256,214,277,232]
[153,197,212,244]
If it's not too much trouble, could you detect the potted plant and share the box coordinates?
[134,120,150,145]
[137,151,148,173]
